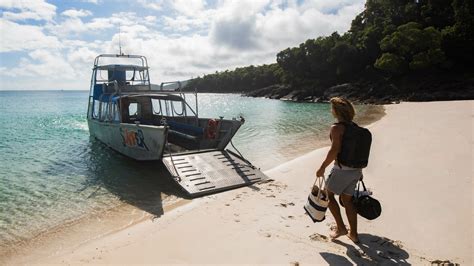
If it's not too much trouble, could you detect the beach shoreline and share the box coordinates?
[5,101,473,264]
[0,104,385,264]
[40,100,468,264]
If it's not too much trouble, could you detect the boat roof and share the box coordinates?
[95,64,149,71]
[93,54,149,68]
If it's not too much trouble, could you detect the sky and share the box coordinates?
[0,0,365,90]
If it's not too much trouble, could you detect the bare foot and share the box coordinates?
[329,228,348,240]
[347,232,360,243]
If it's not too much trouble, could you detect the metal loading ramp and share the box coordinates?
[162,150,268,197]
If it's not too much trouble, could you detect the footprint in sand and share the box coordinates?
[257,229,272,238]
[430,259,459,266]
[371,237,404,248]
[309,233,329,242]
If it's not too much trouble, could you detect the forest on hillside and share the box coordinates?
[184,0,473,103]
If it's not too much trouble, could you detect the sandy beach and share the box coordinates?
[5,100,472,265]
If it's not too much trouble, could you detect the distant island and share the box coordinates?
[184,0,473,104]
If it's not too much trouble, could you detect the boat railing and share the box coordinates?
[93,54,148,69]
[158,81,199,124]
[160,81,182,92]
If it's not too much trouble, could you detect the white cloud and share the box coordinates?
[46,17,88,37]
[86,17,116,31]
[4,49,74,78]
[163,15,208,32]
[0,0,56,21]
[0,19,62,52]
[300,0,364,14]
[170,0,206,17]
[210,0,364,51]
[61,9,93,18]
[46,12,139,37]
[215,0,272,18]
[0,0,367,89]
[67,47,97,65]
[145,16,157,23]
[137,0,163,11]
[210,14,260,50]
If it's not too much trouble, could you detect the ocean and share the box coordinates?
[0,91,378,253]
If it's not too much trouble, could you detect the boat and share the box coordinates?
[87,54,267,196]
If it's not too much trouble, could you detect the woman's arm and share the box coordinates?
[316,124,344,177]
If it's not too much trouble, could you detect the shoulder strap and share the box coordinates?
[334,121,357,127]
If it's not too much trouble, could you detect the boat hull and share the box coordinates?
[88,119,167,160]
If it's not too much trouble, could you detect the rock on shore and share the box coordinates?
[244,72,474,104]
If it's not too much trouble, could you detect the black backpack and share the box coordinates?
[336,122,372,168]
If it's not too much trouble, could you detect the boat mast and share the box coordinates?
[119,24,123,55]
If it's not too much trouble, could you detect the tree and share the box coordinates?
[377,22,446,73]
[441,0,474,65]
[374,53,407,74]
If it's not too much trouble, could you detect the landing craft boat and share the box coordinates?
[87,54,267,196]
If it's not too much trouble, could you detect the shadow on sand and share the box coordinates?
[321,233,410,265]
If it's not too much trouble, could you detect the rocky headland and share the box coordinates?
[244,70,474,105]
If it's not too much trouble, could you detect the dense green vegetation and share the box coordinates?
[185,0,473,99]
[184,63,282,93]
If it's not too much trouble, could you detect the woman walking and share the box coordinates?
[316,97,362,243]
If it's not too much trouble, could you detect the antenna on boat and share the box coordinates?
[118,23,123,55]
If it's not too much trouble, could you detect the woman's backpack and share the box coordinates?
[337,122,372,168]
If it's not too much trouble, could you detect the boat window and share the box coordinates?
[113,103,120,122]
[171,101,185,116]
[93,100,100,119]
[100,102,108,121]
[129,102,138,116]
[185,104,195,116]
[126,70,135,83]
[151,99,162,115]
[95,70,108,83]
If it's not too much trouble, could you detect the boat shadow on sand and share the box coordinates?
[77,138,189,218]
[320,233,411,265]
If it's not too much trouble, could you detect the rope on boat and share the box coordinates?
[229,139,256,169]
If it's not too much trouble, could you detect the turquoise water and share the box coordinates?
[0,91,360,250]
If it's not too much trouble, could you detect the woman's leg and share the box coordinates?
[327,190,347,238]
[340,193,359,243]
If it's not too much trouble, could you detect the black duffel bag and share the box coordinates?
[353,180,381,220]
